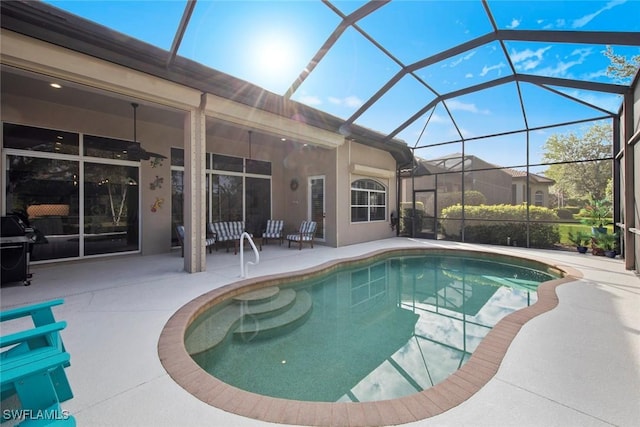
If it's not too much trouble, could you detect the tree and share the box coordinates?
[542,123,612,202]
[603,46,640,82]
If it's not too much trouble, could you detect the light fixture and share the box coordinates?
[50,83,61,89]
[127,102,166,161]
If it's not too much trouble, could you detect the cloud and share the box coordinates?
[299,94,322,106]
[584,68,608,80]
[446,99,490,115]
[427,113,448,124]
[535,47,592,78]
[510,46,552,71]
[327,95,363,108]
[344,95,363,108]
[479,62,506,77]
[557,89,622,113]
[507,18,521,29]
[572,0,627,28]
[542,18,567,29]
[447,50,477,68]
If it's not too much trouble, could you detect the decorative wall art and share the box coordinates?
[151,197,164,213]
[150,176,163,190]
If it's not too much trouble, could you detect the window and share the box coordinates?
[170,149,273,244]
[534,190,544,206]
[170,169,184,247]
[84,134,131,160]
[6,155,80,260]
[84,163,139,255]
[3,123,79,155]
[3,123,139,260]
[351,179,386,223]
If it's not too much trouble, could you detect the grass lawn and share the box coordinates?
[557,223,614,246]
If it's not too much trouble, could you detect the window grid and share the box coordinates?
[351,179,387,223]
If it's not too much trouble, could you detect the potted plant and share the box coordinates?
[579,198,611,235]
[567,229,591,254]
[593,230,619,258]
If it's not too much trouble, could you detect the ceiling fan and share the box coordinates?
[127,103,167,161]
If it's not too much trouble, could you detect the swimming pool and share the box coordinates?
[159,248,576,425]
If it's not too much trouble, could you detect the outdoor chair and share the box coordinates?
[1,299,75,425]
[287,220,317,250]
[176,225,215,257]
[262,219,284,245]
[209,221,250,253]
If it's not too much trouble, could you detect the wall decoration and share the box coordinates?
[149,157,163,168]
[151,197,164,213]
[150,175,164,190]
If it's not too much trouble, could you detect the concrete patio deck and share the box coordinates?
[1,238,638,426]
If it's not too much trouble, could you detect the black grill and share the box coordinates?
[1,215,34,286]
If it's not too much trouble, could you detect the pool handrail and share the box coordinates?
[239,232,259,278]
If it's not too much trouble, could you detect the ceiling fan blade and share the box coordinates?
[127,143,166,161]
[145,150,167,159]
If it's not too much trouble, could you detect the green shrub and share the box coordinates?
[399,201,425,236]
[555,208,574,220]
[441,204,560,248]
[438,191,486,213]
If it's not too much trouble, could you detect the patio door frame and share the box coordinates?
[308,175,325,241]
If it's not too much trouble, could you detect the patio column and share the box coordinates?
[183,95,207,273]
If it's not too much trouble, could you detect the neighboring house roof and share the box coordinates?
[504,168,555,185]
[404,154,555,187]
[407,153,506,177]
[427,153,499,172]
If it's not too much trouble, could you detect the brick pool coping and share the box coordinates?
[158,248,582,426]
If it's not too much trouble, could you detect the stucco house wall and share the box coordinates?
[336,140,398,246]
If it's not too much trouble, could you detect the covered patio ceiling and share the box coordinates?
[2,1,640,166]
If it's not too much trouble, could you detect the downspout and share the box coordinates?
[411,152,416,238]
[396,163,401,237]
[622,92,636,271]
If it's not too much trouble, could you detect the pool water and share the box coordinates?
[186,253,560,403]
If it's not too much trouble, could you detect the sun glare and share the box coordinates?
[249,32,300,91]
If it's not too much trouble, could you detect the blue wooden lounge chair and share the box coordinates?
[262,220,284,245]
[287,221,317,250]
[1,299,75,426]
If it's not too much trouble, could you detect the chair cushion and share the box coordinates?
[286,234,313,241]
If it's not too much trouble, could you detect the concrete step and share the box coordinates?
[186,287,300,356]
[233,290,312,341]
[232,286,280,305]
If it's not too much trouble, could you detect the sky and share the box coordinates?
[45,0,640,172]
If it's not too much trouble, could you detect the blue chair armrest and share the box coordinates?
[0,299,64,326]
[0,321,67,347]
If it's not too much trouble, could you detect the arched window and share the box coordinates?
[351,179,386,222]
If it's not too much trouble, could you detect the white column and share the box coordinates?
[183,95,207,272]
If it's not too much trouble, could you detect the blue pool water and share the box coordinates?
[186,251,561,403]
